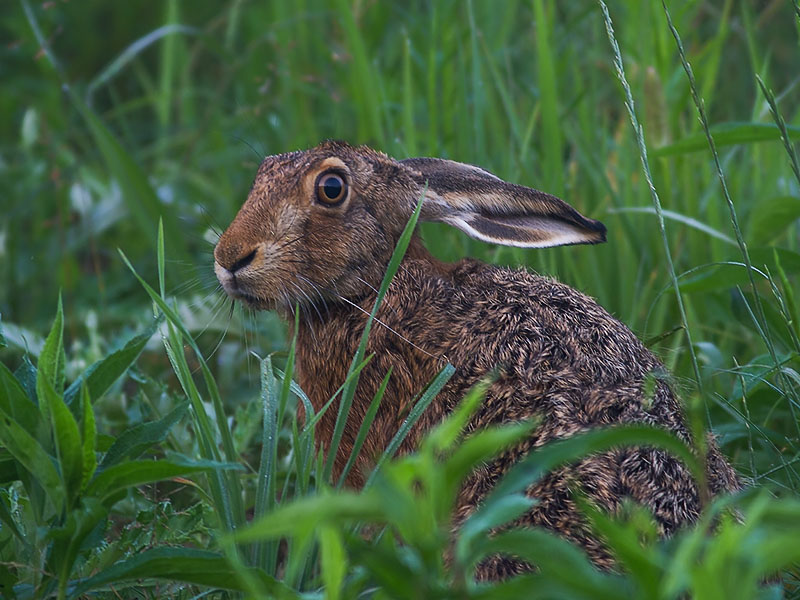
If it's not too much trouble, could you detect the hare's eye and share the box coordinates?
[316,172,347,206]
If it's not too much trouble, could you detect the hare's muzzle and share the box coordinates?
[214,242,273,308]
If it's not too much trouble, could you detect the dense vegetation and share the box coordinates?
[2,0,800,597]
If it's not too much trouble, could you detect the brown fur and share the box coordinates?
[214,140,740,579]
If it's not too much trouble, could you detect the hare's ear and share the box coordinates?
[401,157,606,248]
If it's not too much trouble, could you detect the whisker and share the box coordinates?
[296,274,330,319]
[303,277,446,363]
[205,298,236,364]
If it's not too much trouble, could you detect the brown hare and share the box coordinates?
[214,140,739,579]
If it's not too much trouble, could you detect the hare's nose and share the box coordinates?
[215,246,257,274]
[229,249,257,273]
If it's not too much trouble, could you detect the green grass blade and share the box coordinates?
[21,0,190,264]
[120,247,246,525]
[86,24,199,104]
[323,194,426,482]
[337,368,393,487]
[157,0,179,132]
[365,363,456,488]
[533,0,564,196]
[652,122,800,157]
[402,31,418,156]
[610,207,736,246]
[253,355,279,573]
[756,76,800,189]
[662,1,800,431]
[333,0,384,141]
[299,355,373,441]
[599,1,703,398]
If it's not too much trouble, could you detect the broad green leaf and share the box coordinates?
[230,493,384,544]
[422,377,490,455]
[86,457,238,503]
[747,195,800,246]
[13,356,38,405]
[440,422,534,524]
[0,493,26,545]
[39,376,82,507]
[0,312,6,349]
[0,451,18,484]
[579,499,662,598]
[68,547,294,599]
[467,425,702,536]
[64,323,156,408]
[81,385,97,489]
[37,295,66,414]
[47,497,107,596]
[0,362,40,436]
[455,493,535,566]
[345,534,417,596]
[0,405,63,510]
[446,423,535,491]
[653,121,800,157]
[319,524,346,600]
[0,563,17,600]
[100,402,187,468]
[474,529,627,600]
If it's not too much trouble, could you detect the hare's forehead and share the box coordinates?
[258,152,349,180]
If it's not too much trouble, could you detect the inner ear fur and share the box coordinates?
[400,157,606,249]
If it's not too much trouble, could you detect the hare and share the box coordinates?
[214,140,739,578]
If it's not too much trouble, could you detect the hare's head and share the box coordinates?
[214,140,605,311]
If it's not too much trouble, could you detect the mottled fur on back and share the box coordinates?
[214,140,740,580]
[292,241,739,576]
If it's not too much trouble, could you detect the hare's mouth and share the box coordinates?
[214,260,273,309]
[225,286,274,310]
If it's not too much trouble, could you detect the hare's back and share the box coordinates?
[431,259,691,439]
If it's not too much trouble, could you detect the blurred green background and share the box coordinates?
[2,0,800,489]
[3,0,800,596]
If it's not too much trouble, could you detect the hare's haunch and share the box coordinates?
[214,140,739,578]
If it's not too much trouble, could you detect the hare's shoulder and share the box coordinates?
[385,257,687,435]
[402,258,665,383]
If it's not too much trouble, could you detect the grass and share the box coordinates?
[1,0,800,597]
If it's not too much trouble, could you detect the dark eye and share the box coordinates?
[316,171,347,206]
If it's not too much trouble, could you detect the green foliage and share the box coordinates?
[2,0,800,597]
[0,300,237,599]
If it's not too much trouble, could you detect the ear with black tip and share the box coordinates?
[400,157,606,248]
